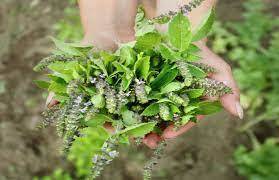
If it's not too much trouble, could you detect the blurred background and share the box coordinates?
[0,0,278,179]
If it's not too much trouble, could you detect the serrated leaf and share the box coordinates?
[135,32,161,50]
[186,53,201,62]
[85,114,113,127]
[186,89,205,98]
[161,82,185,94]
[113,61,131,74]
[141,103,159,116]
[187,63,206,78]
[197,101,222,115]
[33,80,50,89]
[117,122,157,138]
[168,12,192,51]
[134,54,150,80]
[92,58,108,76]
[51,37,83,56]
[192,8,215,41]
[157,44,177,60]
[48,81,67,94]
[120,47,136,67]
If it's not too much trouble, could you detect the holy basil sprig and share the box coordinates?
[34,4,231,180]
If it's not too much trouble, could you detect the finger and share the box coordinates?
[162,115,204,139]
[103,122,115,134]
[211,70,243,119]
[162,122,196,139]
[47,100,59,108]
[143,133,162,149]
[198,46,243,119]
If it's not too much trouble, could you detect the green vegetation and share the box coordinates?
[211,0,279,125]
[34,2,231,179]
[211,0,279,179]
[234,139,279,180]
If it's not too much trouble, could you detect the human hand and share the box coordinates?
[142,43,243,149]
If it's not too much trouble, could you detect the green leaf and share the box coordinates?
[186,89,205,98]
[157,98,175,104]
[192,8,215,41]
[183,105,198,114]
[170,104,181,114]
[120,47,136,67]
[187,63,206,78]
[48,81,67,94]
[134,54,150,80]
[188,44,201,53]
[135,32,161,50]
[141,103,160,116]
[51,37,83,56]
[85,114,113,127]
[185,53,201,62]
[136,23,155,37]
[157,44,177,60]
[122,109,138,126]
[161,82,185,94]
[92,58,108,76]
[91,94,105,108]
[117,122,157,138]
[48,72,72,83]
[54,94,69,102]
[197,101,222,115]
[33,80,50,89]
[135,6,145,24]
[69,126,109,177]
[135,6,155,37]
[100,51,116,67]
[121,75,133,91]
[151,66,179,89]
[113,61,131,74]
[168,12,192,51]
[181,115,194,125]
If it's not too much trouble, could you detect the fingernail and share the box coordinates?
[235,102,244,120]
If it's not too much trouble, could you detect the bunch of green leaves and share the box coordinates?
[234,138,279,180]
[35,5,230,179]
[210,0,279,124]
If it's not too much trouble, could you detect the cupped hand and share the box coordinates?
[142,43,243,149]
[45,43,242,149]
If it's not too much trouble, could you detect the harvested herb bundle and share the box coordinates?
[34,3,231,179]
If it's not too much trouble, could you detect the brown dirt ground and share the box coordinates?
[0,0,278,180]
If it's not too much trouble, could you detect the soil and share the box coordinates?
[0,0,278,180]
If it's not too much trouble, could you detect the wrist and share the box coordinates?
[82,32,118,51]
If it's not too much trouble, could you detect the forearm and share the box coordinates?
[78,0,137,50]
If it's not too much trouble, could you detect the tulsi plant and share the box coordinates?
[34,1,231,179]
